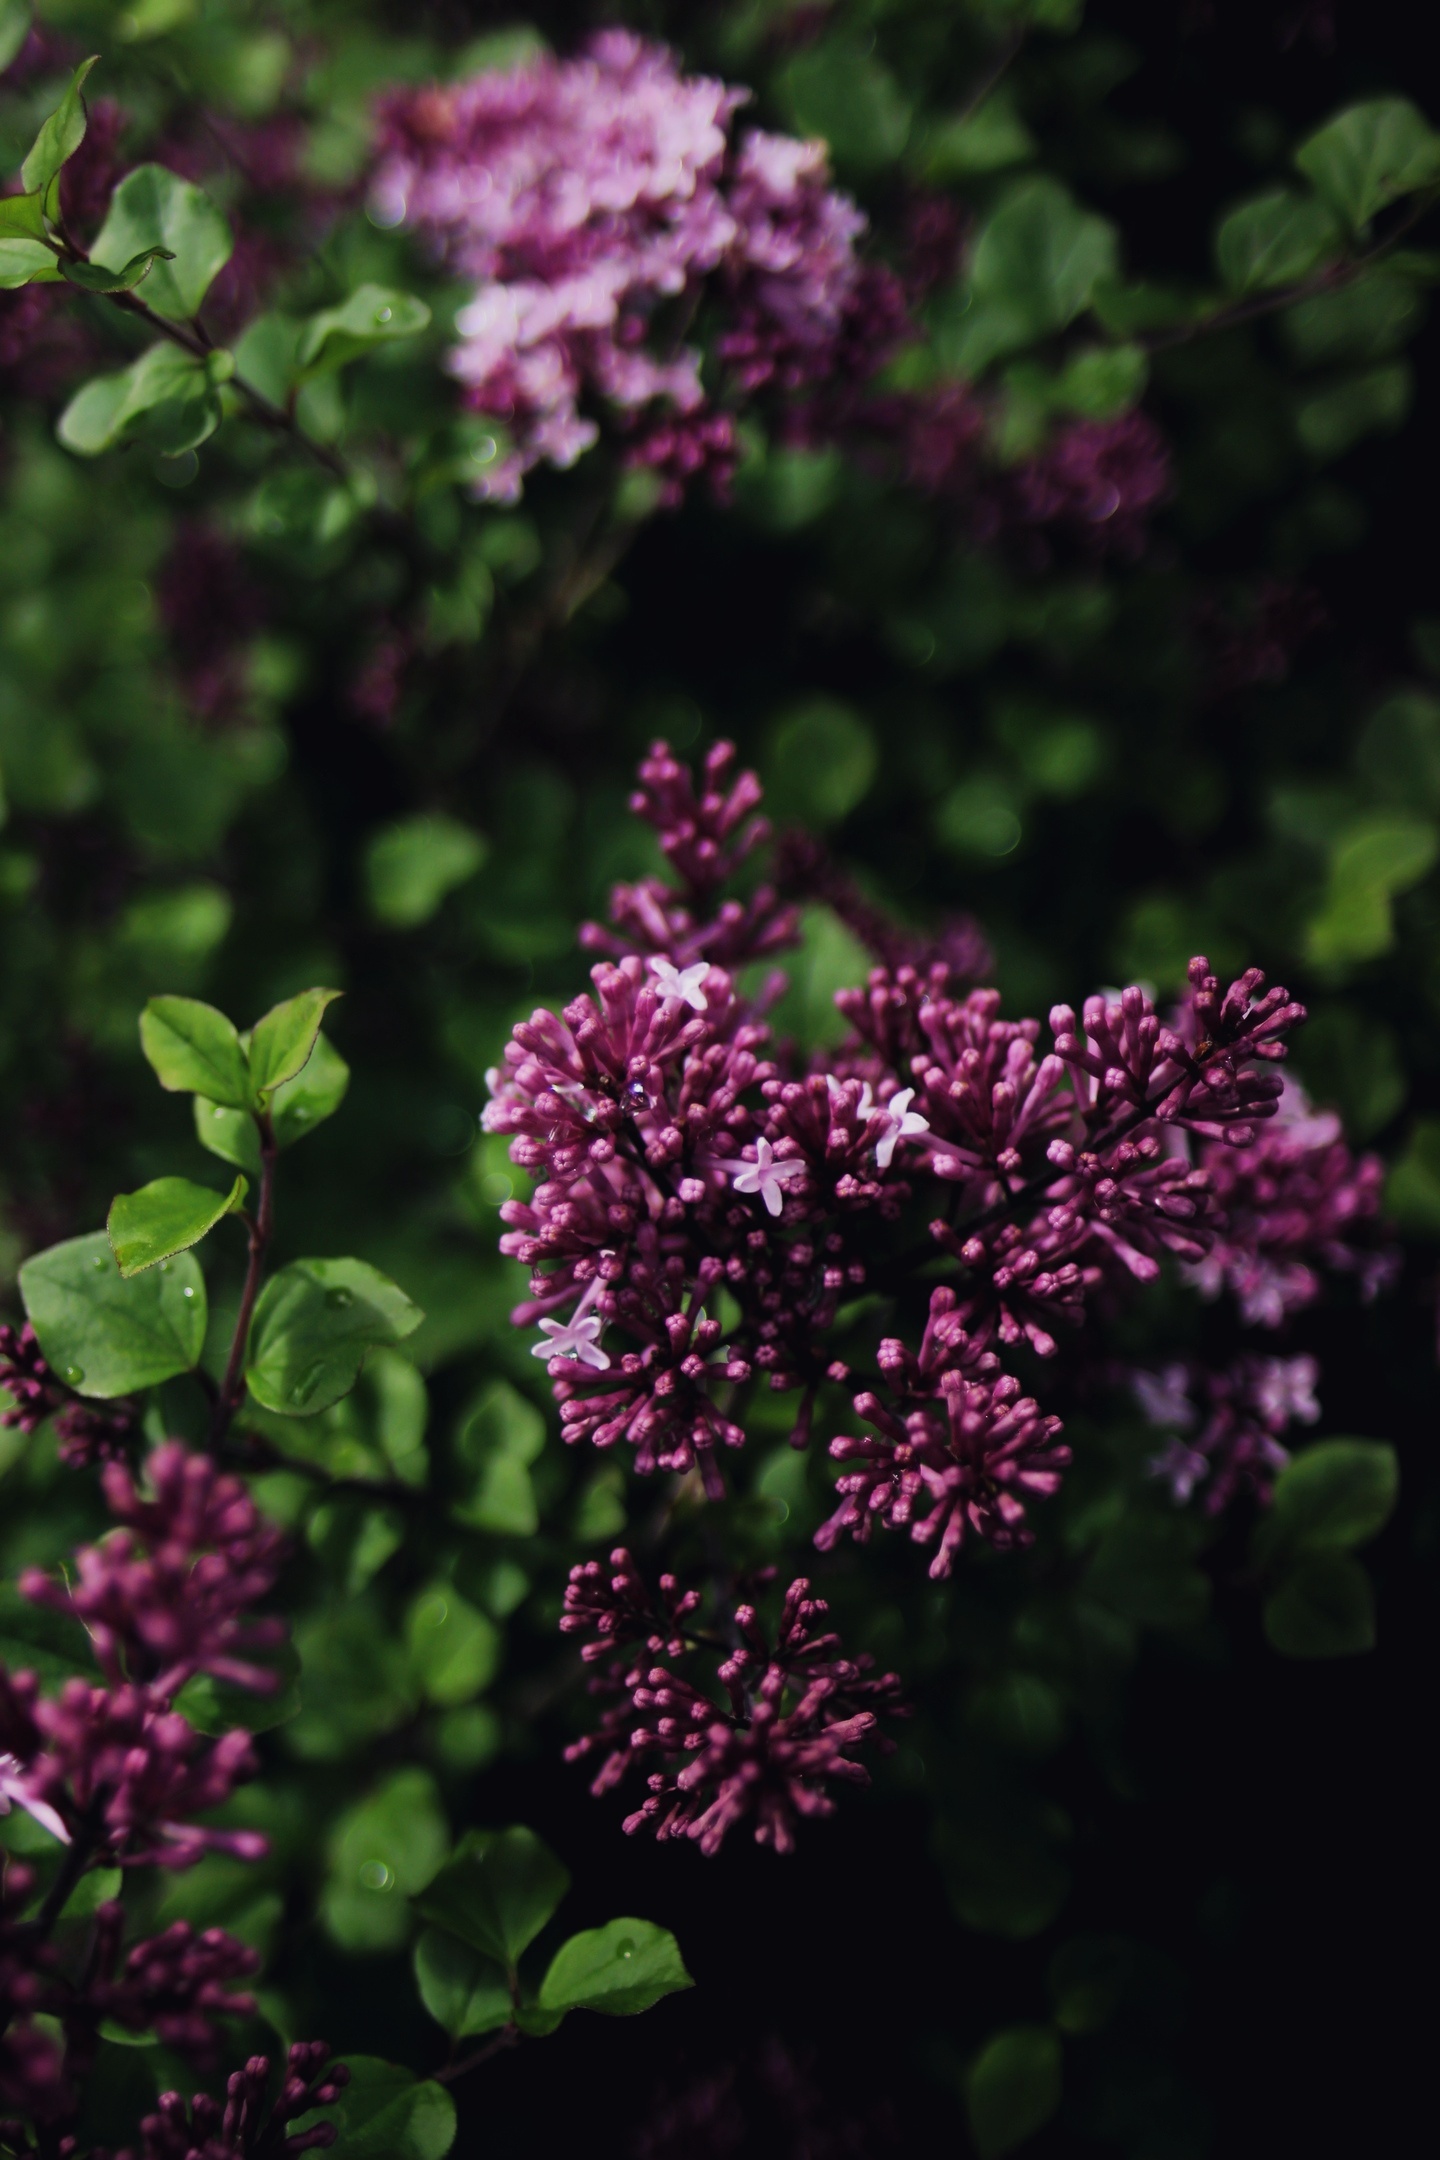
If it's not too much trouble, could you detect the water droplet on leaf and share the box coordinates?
[181,1285,195,1299]
[158,1260,172,1274]
[64,1365,85,1385]
[325,1287,354,1310]
[616,1937,635,1960]
[376,306,392,323]
[358,1859,394,1891]
[92,1255,108,1270]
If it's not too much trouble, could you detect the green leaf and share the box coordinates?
[1264,1553,1376,1658]
[247,986,341,1100]
[537,1919,693,2019]
[245,1257,423,1416]
[60,246,174,296]
[175,1639,301,1736]
[196,1032,349,1170]
[917,92,1036,180]
[90,165,233,321]
[764,699,876,828]
[0,237,59,289]
[328,2060,455,2160]
[405,1584,500,1707]
[19,1231,206,1397]
[295,284,431,378]
[452,1380,545,1536]
[107,1174,246,1277]
[21,55,100,198]
[1303,814,1437,968]
[0,1584,94,1684]
[412,1826,570,1968]
[193,1099,263,1177]
[1387,1115,1440,1232]
[322,1769,449,1955]
[0,194,46,242]
[942,177,1118,374]
[1268,1438,1398,1551]
[1084,1514,1211,1630]
[231,310,303,404]
[139,995,251,1107]
[1215,188,1340,293]
[58,344,220,459]
[1295,98,1440,231]
[775,34,911,172]
[271,1031,350,1144]
[413,1927,513,2038]
[967,2026,1063,2159]
[364,817,487,928]
[0,1,33,74]
[1295,361,1413,462]
[1048,1936,1136,2037]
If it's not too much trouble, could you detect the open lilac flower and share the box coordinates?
[872,1086,930,1170]
[721,1136,807,1217]
[0,1751,70,1845]
[532,1267,612,1370]
[649,957,711,1011]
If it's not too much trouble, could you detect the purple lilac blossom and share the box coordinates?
[1182,1077,1393,1324]
[21,1442,287,1698]
[1136,1353,1320,1511]
[373,34,903,502]
[0,1322,136,1468]
[564,1558,904,1854]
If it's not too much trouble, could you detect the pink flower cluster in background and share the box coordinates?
[373,32,904,501]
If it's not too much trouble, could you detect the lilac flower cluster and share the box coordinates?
[373,33,905,502]
[0,1321,136,1469]
[1135,1354,1321,1512]
[481,740,1390,1839]
[562,1552,904,1855]
[0,1445,324,2143]
[90,2044,349,2160]
[1183,1079,1392,1325]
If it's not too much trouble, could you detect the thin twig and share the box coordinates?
[210,1114,277,1449]
[433,2028,521,2084]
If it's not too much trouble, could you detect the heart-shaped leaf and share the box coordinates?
[90,164,233,321]
[245,1257,422,1416]
[19,1231,207,1397]
[412,1827,570,1968]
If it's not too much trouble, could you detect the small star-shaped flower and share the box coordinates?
[531,1311,611,1370]
[649,957,709,1012]
[873,1087,930,1170]
[723,1136,807,1217]
[531,1266,613,1369]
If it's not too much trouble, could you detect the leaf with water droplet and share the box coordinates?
[537,1918,693,2020]
[108,1173,247,1278]
[246,1256,422,1419]
[19,1232,207,1397]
